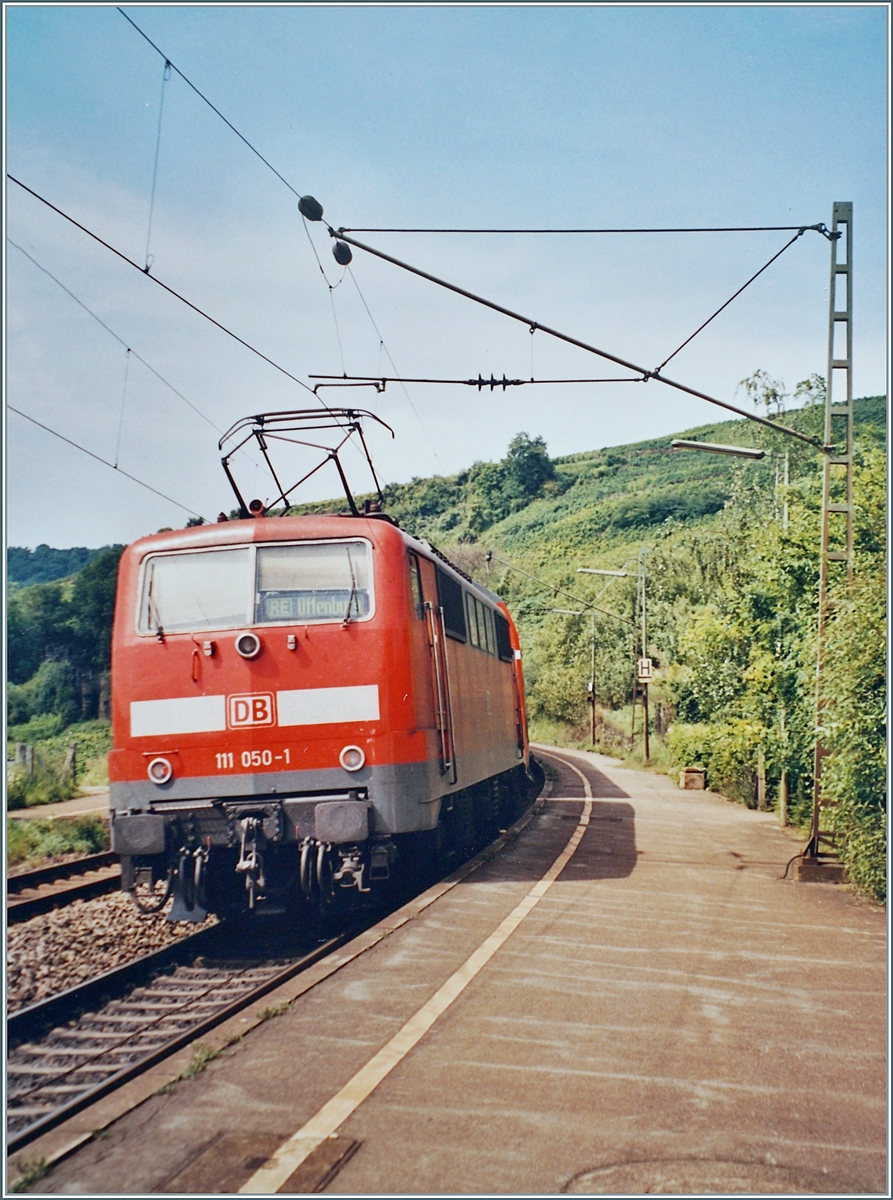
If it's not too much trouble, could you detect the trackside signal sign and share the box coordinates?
[228,693,276,728]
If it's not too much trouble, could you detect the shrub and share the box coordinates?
[668,718,773,807]
[6,763,78,810]
[820,569,886,901]
[7,814,109,869]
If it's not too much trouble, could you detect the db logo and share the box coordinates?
[228,693,276,728]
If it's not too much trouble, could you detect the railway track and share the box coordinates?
[7,852,121,924]
[7,770,549,1159]
[6,919,350,1155]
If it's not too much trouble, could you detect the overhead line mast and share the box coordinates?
[809,202,855,866]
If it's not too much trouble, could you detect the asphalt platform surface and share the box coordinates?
[13,747,886,1195]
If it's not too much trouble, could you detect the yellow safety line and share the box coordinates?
[240,755,592,1194]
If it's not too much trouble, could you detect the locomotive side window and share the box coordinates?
[256,541,371,623]
[436,566,467,641]
[495,610,514,661]
[481,603,496,655]
[138,548,251,633]
[473,597,486,651]
[408,554,425,619]
[465,592,480,648]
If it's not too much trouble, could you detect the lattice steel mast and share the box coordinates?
[809,202,854,859]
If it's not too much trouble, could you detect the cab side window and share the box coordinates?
[408,554,425,619]
[482,603,496,655]
[436,567,467,641]
[465,592,480,647]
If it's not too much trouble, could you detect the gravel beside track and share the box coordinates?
[7,892,216,1012]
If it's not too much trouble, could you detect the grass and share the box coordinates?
[10,1159,48,1193]
[530,708,676,777]
[157,1043,222,1094]
[256,1000,292,1022]
[7,814,110,871]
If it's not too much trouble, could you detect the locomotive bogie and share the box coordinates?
[110,514,535,921]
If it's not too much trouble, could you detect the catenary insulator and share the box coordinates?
[332,241,353,266]
[298,195,324,222]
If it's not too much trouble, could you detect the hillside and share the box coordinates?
[378,392,885,563]
[7,544,122,587]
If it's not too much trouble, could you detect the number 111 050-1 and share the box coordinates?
[215,748,291,770]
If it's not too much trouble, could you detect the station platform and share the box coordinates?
[14,747,886,1195]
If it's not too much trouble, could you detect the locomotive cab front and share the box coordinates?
[109,516,414,920]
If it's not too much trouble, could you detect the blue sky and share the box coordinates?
[5,3,888,548]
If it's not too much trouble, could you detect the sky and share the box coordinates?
[4,3,889,549]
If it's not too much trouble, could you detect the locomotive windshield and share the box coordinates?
[138,540,372,634]
[256,541,370,623]
[139,547,251,633]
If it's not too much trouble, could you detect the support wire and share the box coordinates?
[9,406,205,519]
[144,59,171,272]
[655,228,807,372]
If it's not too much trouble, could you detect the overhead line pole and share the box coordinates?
[809,202,855,862]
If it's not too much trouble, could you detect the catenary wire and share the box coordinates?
[302,213,343,290]
[115,6,826,450]
[114,8,837,272]
[117,11,350,434]
[329,228,824,451]
[114,348,132,468]
[8,175,318,398]
[117,7,303,201]
[309,373,646,388]
[9,238,264,472]
[486,552,634,628]
[655,228,808,372]
[8,406,206,520]
[9,238,224,435]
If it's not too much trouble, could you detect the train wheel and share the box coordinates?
[316,843,336,913]
[299,840,315,900]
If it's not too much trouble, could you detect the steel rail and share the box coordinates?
[7,865,123,924]
[8,925,224,1051]
[6,781,548,1156]
[8,852,118,895]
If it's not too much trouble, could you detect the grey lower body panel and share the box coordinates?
[111,748,523,835]
[112,761,440,835]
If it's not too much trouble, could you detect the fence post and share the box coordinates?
[757,748,767,811]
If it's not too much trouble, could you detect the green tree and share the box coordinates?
[504,432,555,497]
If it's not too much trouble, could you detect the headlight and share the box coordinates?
[339,745,365,772]
[147,757,173,785]
[235,631,262,659]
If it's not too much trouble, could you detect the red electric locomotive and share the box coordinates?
[108,410,540,922]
